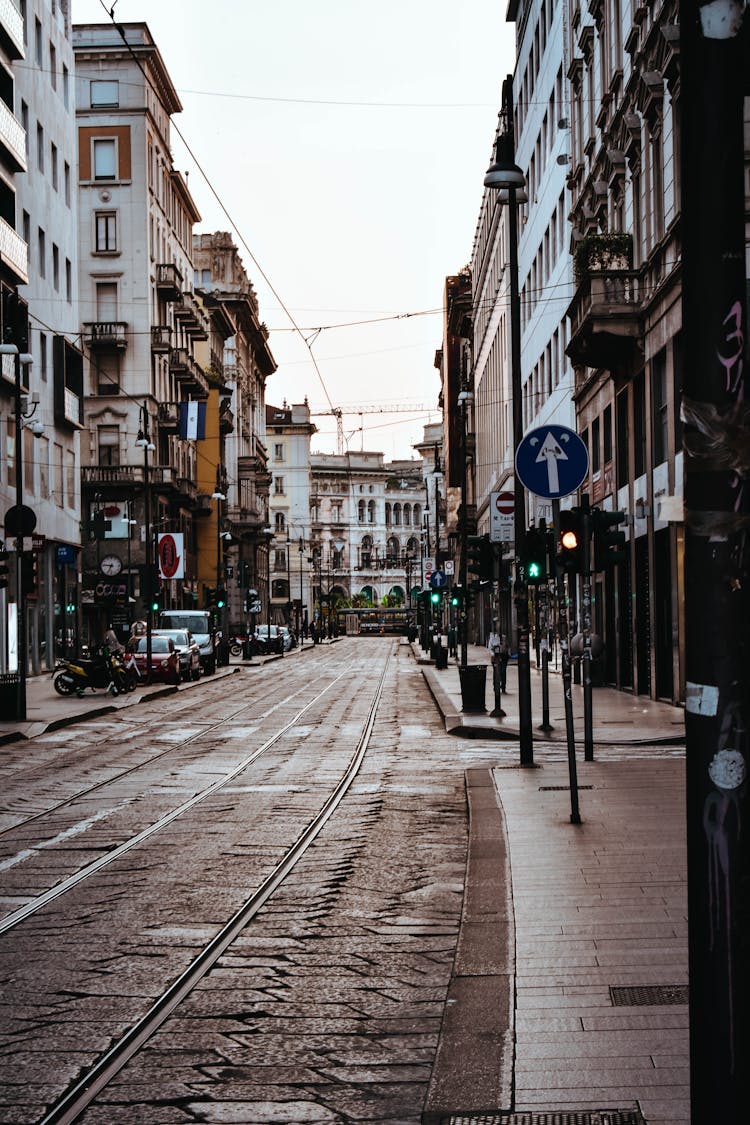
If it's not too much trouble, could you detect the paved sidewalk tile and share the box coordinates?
[492,754,688,1125]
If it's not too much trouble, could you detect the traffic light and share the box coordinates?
[523,528,548,585]
[556,508,584,573]
[150,592,161,613]
[0,547,9,590]
[216,585,227,609]
[467,534,494,580]
[592,508,627,570]
[204,585,216,608]
[430,589,442,606]
[450,586,463,608]
[21,553,38,596]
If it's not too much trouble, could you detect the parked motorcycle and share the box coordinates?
[53,645,134,697]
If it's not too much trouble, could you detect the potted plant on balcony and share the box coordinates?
[574,231,633,286]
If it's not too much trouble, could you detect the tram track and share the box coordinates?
[0,654,339,841]
[34,648,392,1125]
[0,658,353,936]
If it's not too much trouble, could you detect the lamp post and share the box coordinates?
[135,403,156,683]
[211,468,229,664]
[0,339,34,721]
[484,75,534,766]
[297,536,305,643]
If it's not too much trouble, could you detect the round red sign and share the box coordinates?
[158,534,180,579]
[495,491,514,515]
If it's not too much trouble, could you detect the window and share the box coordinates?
[37,228,45,277]
[52,244,59,290]
[273,549,286,571]
[50,143,58,190]
[39,436,49,499]
[273,442,284,461]
[616,390,629,490]
[94,351,120,396]
[591,416,600,474]
[367,500,375,523]
[54,443,63,507]
[93,138,116,180]
[98,425,120,466]
[274,475,284,494]
[49,42,57,89]
[96,281,117,320]
[64,160,70,206]
[66,451,75,508]
[651,348,668,466]
[603,404,613,464]
[36,122,44,172]
[34,18,42,66]
[21,100,28,154]
[65,258,71,302]
[274,511,286,533]
[358,499,366,522]
[22,209,30,247]
[40,332,47,381]
[91,80,119,107]
[95,211,117,252]
[63,64,69,108]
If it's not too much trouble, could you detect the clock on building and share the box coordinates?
[100,554,123,577]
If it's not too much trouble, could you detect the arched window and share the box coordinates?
[403,503,411,526]
[406,536,419,557]
[367,499,375,523]
[387,535,400,561]
[361,535,373,568]
[393,503,401,526]
[358,499,366,522]
[271,578,289,599]
[413,503,421,524]
[385,502,392,526]
[274,511,286,533]
[332,547,344,569]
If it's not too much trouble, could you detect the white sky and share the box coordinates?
[72,1,517,459]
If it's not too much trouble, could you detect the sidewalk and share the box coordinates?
[419,644,689,1125]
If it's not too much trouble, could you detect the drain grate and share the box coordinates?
[610,984,688,1006]
[443,1112,645,1125]
[538,784,594,791]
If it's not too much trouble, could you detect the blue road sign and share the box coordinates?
[515,425,589,499]
[429,570,447,589]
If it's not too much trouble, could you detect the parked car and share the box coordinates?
[158,610,217,674]
[252,625,285,655]
[125,635,180,684]
[153,629,201,681]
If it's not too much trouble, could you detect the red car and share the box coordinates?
[126,635,180,684]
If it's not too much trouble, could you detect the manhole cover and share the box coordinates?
[610,984,688,1006]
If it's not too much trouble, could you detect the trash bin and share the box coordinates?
[459,664,487,713]
[435,644,448,670]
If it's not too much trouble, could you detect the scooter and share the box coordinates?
[53,645,133,697]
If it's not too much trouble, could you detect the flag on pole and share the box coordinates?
[179,401,206,440]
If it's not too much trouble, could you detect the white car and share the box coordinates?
[153,629,201,681]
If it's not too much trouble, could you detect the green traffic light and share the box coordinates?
[528,561,541,579]
[430,590,441,604]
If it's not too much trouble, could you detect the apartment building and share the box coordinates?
[73,22,208,646]
[265,400,315,632]
[563,0,683,701]
[0,0,82,677]
[194,233,277,630]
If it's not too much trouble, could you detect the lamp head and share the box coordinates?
[484,131,525,191]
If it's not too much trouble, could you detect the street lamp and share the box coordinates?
[0,339,34,720]
[211,468,229,663]
[297,536,305,644]
[135,404,156,682]
[484,75,534,766]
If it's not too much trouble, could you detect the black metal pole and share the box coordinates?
[580,495,594,761]
[681,5,749,1118]
[459,398,469,671]
[142,404,153,685]
[14,351,26,720]
[553,500,581,825]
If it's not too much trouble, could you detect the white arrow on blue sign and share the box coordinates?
[515,425,589,499]
[429,570,447,589]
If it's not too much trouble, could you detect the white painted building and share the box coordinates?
[266,400,315,631]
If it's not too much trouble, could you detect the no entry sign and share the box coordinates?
[490,489,515,543]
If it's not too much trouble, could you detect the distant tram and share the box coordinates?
[337,608,410,636]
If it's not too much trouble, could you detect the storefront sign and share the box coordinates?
[56,544,76,566]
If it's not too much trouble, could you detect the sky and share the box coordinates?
[72,0,517,459]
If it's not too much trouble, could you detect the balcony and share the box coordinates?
[155,263,183,302]
[169,348,209,399]
[83,321,128,349]
[175,476,198,504]
[566,271,644,371]
[0,215,27,285]
[82,464,176,489]
[0,0,24,60]
[173,291,208,340]
[195,492,213,517]
[151,325,172,353]
[219,401,234,434]
[157,402,180,431]
[226,505,262,531]
[0,97,25,172]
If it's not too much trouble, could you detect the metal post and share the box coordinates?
[298,537,304,645]
[141,404,153,685]
[581,495,594,761]
[553,499,581,824]
[459,397,469,671]
[681,5,749,1118]
[508,181,533,767]
[539,581,552,732]
[13,350,26,720]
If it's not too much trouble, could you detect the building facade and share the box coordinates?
[2,0,82,676]
[73,22,208,647]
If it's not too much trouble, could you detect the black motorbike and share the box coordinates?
[53,645,134,697]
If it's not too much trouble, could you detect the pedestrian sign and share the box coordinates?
[515,425,589,499]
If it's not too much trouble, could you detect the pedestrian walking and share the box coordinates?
[447,623,457,658]
[310,620,319,645]
[488,628,510,692]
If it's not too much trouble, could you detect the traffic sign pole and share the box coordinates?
[553,498,581,824]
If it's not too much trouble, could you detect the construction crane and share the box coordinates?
[309,402,434,454]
